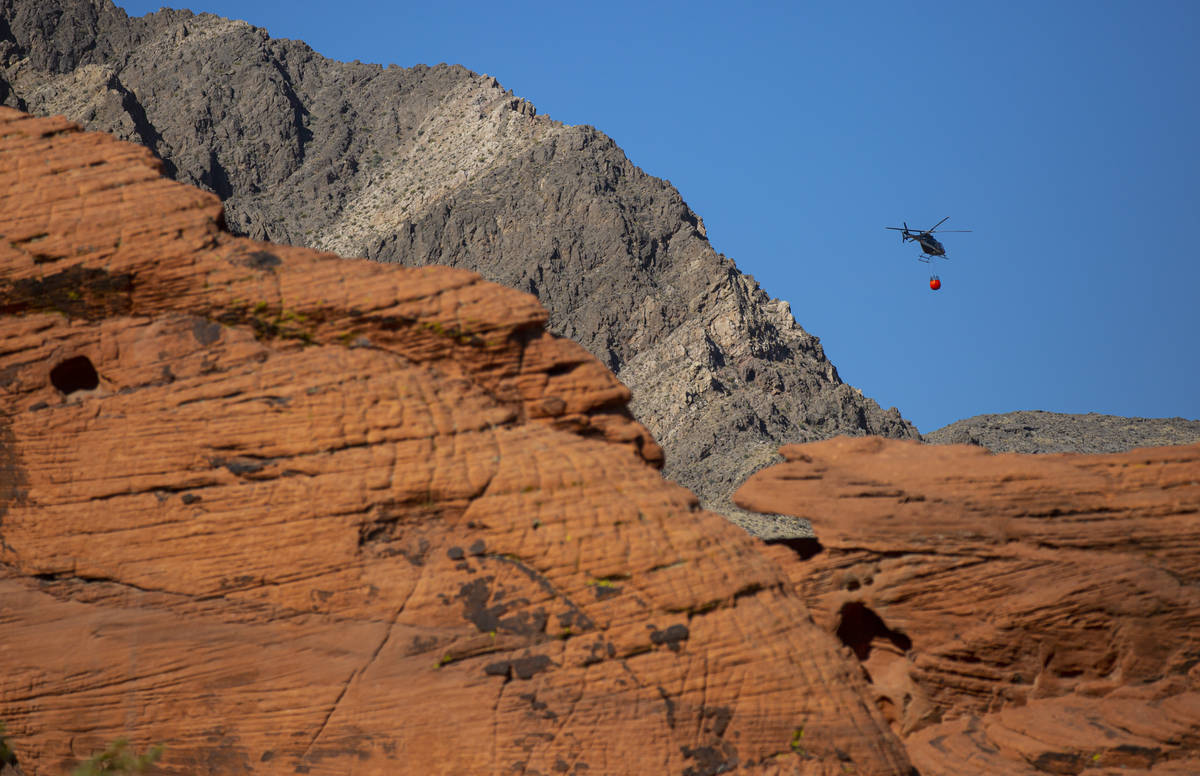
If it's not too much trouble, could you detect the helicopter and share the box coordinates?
[886,217,972,290]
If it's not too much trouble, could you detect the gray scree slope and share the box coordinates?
[925,411,1200,454]
[0,0,919,532]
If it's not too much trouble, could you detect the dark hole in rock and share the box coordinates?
[544,363,576,378]
[835,601,912,661]
[50,355,99,394]
[766,537,824,560]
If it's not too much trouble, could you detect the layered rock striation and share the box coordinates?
[736,436,1200,776]
[0,108,917,775]
[0,0,918,528]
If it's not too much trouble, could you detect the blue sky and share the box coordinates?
[116,0,1200,433]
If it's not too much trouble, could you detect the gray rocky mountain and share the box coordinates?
[925,410,1200,454]
[0,0,918,533]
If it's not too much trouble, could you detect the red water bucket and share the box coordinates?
[929,276,941,291]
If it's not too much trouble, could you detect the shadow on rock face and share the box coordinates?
[835,601,912,662]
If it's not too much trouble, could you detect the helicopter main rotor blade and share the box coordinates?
[935,229,972,233]
[928,216,950,232]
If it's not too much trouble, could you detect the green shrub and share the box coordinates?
[0,722,16,767]
[0,724,163,775]
[70,739,163,776]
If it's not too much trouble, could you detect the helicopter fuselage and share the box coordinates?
[902,231,945,257]
[917,234,945,256]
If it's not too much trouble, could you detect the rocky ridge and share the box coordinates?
[7,104,1200,774]
[0,0,918,529]
[0,107,915,775]
[736,436,1200,775]
[926,410,1200,454]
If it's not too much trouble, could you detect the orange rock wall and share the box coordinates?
[737,436,1200,775]
[0,108,912,775]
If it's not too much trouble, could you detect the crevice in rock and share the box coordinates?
[266,57,312,164]
[108,72,177,178]
[26,569,168,597]
[766,536,824,560]
[202,149,234,200]
[835,601,912,661]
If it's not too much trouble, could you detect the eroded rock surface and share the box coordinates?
[736,436,1200,775]
[0,0,918,528]
[0,109,916,775]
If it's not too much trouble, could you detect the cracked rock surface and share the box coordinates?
[0,0,918,532]
[736,436,1200,776]
[0,108,914,775]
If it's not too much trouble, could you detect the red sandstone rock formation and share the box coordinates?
[736,436,1200,775]
[0,108,914,775]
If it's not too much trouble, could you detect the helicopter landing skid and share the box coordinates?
[917,254,947,263]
